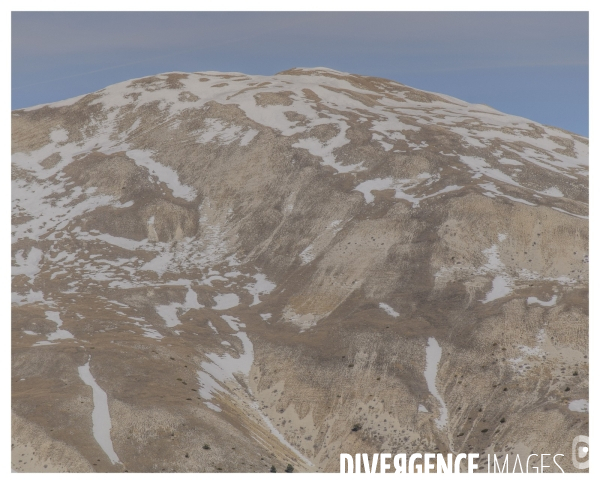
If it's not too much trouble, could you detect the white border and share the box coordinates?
[4,3,595,483]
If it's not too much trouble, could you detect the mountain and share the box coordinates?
[12,68,588,472]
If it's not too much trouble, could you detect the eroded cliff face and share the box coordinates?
[12,68,588,472]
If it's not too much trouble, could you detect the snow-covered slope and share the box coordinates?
[12,68,588,472]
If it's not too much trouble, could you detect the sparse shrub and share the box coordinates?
[202,444,211,450]
[351,424,362,432]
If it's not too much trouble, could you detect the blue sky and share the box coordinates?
[12,12,589,136]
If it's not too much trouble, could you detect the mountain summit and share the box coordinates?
[12,68,588,472]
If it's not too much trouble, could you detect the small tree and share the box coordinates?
[285,464,294,473]
[270,465,277,473]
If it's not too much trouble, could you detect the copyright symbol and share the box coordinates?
[572,435,589,470]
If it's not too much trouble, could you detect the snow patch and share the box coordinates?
[45,311,74,341]
[481,275,512,303]
[497,158,523,166]
[197,315,253,406]
[12,290,46,306]
[527,295,557,307]
[551,207,588,220]
[300,244,315,264]
[245,273,276,306]
[12,248,43,282]
[355,177,461,206]
[126,149,197,201]
[424,338,448,429]
[292,119,365,174]
[539,187,564,198]
[78,360,121,465]
[196,118,257,147]
[50,128,69,143]
[213,293,239,310]
[156,286,203,327]
[379,302,399,318]
[568,399,588,413]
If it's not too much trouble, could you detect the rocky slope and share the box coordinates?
[12,68,588,472]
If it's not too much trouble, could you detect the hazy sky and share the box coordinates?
[12,12,589,136]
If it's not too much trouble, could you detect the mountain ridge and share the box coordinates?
[12,67,588,472]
